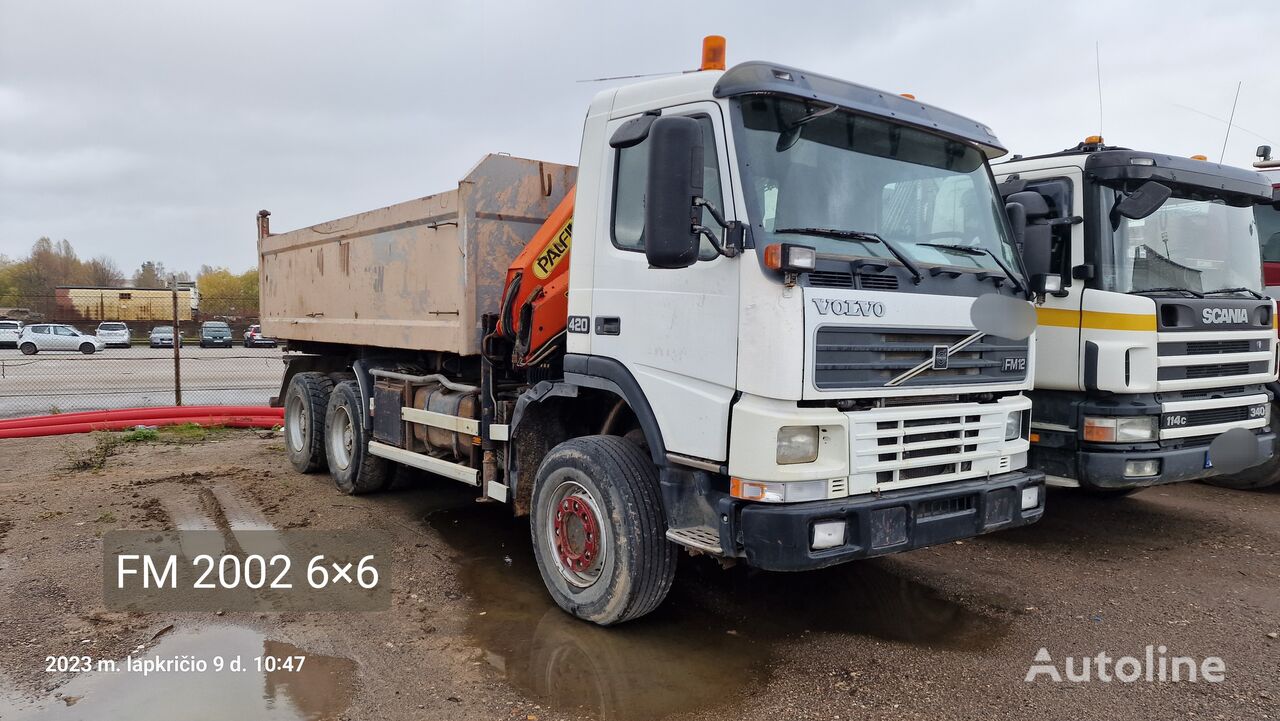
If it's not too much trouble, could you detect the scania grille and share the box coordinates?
[1155,330,1274,392]
[1183,407,1248,426]
[1186,340,1250,355]
[814,328,1027,389]
[1159,391,1270,440]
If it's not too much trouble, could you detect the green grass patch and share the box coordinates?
[63,433,122,471]
[122,428,160,442]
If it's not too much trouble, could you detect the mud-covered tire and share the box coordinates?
[530,435,676,626]
[19,343,37,355]
[284,371,333,473]
[325,380,391,495]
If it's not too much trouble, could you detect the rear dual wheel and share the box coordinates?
[284,372,333,473]
[530,435,676,626]
[324,381,391,495]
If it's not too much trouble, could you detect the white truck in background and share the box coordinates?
[259,40,1049,625]
[994,139,1278,496]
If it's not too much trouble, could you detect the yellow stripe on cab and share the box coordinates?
[1035,307,1157,332]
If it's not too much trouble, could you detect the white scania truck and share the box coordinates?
[259,42,1048,625]
[994,138,1278,495]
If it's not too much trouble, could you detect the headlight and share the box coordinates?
[776,425,819,465]
[1083,415,1157,443]
[731,477,827,503]
[1005,411,1024,441]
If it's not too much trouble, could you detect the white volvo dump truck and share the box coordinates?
[994,138,1278,495]
[259,41,1048,625]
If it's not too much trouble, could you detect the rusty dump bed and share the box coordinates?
[259,155,576,356]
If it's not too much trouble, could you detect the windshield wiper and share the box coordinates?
[916,242,1025,294]
[1204,287,1266,300]
[1129,287,1204,298]
[775,227,923,284]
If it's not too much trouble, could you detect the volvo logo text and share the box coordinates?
[811,298,886,318]
[1201,308,1250,325]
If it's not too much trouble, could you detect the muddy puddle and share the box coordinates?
[421,486,1006,721]
[0,626,355,721]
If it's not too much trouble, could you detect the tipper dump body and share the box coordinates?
[258,154,575,355]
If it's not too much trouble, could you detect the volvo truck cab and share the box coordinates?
[995,138,1278,495]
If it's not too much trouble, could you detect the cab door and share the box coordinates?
[588,101,740,461]
[1001,167,1086,391]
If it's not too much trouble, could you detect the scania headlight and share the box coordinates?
[1005,411,1025,441]
[1083,416,1157,443]
[776,425,820,465]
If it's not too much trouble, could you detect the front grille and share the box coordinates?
[1173,386,1248,400]
[814,328,1028,389]
[1186,340,1250,355]
[1183,406,1249,426]
[1184,363,1250,379]
[851,406,1009,487]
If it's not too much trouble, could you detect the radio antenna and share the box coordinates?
[1094,42,1104,137]
[576,70,682,83]
[1219,81,1242,163]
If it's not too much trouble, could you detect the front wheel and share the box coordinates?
[79,343,96,355]
[530,435,676,626]
[19,343,36,355]
[325,380,391,494]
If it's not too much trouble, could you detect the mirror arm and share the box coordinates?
[693,225,739,258]
[693,197,741,257]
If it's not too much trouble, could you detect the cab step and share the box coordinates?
[665,526,723,555]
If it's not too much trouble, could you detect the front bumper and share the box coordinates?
[725,469,1045,571]
[1079,432,1276,489]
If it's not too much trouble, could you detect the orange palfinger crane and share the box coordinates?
[496,187,574,367]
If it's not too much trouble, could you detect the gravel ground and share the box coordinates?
[0,429,1275,720]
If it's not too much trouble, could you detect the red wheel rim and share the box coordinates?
[553,494,601,575]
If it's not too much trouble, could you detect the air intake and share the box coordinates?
[858,273,899,290]
[805,271,854,289]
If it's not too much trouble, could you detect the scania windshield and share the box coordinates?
[1099,186,1263,296]
[730,95,1020,278]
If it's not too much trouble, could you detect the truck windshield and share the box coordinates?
[730,95,1019,276]
[1100,186,1263,295]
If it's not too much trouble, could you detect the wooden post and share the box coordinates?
[171,280,182,406]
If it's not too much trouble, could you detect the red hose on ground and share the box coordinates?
[0,405,281,430]
[0,415,283,439]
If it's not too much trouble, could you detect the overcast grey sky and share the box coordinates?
[1,0,1275,276]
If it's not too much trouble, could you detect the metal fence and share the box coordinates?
[0,294,283,418]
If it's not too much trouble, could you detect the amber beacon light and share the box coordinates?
[700,35,726,71]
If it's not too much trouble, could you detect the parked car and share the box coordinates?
[18,324,106,355]
[243,324,278,348]
[0,320,22,349]
[149,326,183,348]
[199,321,234,348]
[95,321,132,348]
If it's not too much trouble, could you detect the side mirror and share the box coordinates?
[1005,192,1060,298]
[643,116,704,269]
[1113,180,1172,222]
[1004,200,1027,255]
